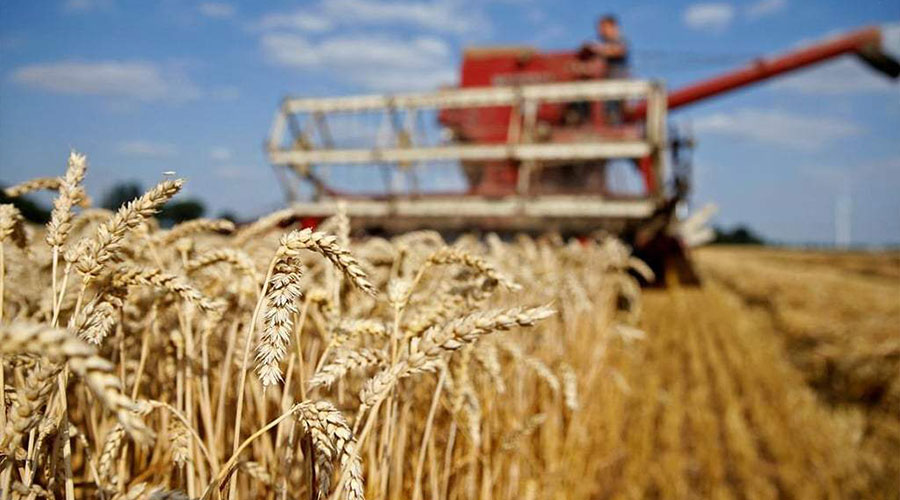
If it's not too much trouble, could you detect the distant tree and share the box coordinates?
[99,181,207,227]
[158,199,205,226]
[0,186,51,223]
[712,225,765,245]
[101,182,143,211]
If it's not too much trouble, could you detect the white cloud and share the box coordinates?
[255,0,487,35]
[693,108,863,150]
[253,1,487,90]
[746,0,787,19]
[771,57,900,95]
[210,147,233,161]
[10,60,200,101]
[117,140,178,158]
[881,22,900,60]
[261,34,319,66]
[683,3,734,32]
[199,2,236,19]
[257,11,334,33]
[261,33,456,90]
[321,0,485,35]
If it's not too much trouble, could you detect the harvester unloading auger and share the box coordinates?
[266,26,898,284]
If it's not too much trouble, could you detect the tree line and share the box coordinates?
[1,181,237,227]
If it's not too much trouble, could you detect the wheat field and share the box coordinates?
[0,153,897,499]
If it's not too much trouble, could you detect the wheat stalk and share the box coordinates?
[0,321,153,443]
[309,347,386,390]
[184,248,258,281]
[560,362,579,411]
[360,305,554,408]
[112,264,220,313]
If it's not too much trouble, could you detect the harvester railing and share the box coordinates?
[266,79,667,220]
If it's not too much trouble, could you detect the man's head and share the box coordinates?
[597,14,619,40]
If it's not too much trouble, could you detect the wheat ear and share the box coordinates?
[69,286,127,344]
[74,179,183,278]
[112,264,220,312]
[184,248,258,281]
[231,207,297,246]
[0,321,153,443]
[255,257,304,387]
[279,228,376,296]
[154,218,235,245]
[293,400,364,500]
[0,204,28,250]
[46,151,88,248]
[3,177,62,197]
[0,361,61,459]
[424,247,521,291]
[360,305,554,408]
[309,347,386,390]
[98,423,126,486]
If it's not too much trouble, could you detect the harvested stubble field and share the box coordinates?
[697,246,900,496]
[0,153,897,499]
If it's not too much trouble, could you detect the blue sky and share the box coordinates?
[1,0,898,245]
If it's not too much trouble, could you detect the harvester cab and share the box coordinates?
[266,25,898,285]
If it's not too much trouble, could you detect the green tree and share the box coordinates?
[712,225,765,245]
[158,199,205,226]
[0,186,51,223]
[101,182,143,211]
[99,181,207,227]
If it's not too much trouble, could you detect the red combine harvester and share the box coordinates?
[266,26,898,283]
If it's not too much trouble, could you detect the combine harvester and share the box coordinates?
[266,26,898,283]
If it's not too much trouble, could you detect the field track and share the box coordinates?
[601,280,869,498]
[651,247,899,498]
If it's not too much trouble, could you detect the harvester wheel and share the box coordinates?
[632,232,701,287]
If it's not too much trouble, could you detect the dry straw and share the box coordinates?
[360,305,554,408]
[9,151,813,500]
[0,321,151,442]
